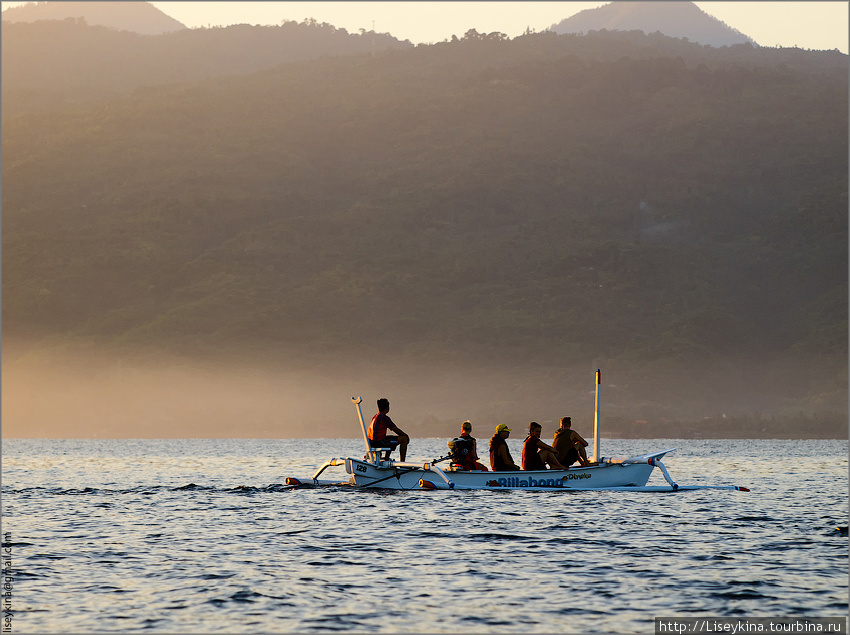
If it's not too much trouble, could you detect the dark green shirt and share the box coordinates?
[552,428,574,462]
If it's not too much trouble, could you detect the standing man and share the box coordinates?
[489,424,520,471]
[552,416,592,468]
[368,398,410,461]
[521,422,566,470]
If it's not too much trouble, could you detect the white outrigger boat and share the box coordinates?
[286,371,749,492]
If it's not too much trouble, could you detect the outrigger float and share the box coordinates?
[286,371,750,492]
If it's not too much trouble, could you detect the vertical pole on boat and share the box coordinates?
[593,369,601,463]
[351,397,372,459]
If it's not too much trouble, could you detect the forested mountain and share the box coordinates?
[2,25,846,437]
[1,1,186,35]
[1,17,412,115]
[550,1,755,47]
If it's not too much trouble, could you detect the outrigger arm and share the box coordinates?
[365,461,455,489]
[601,451,749,491]
[311,458,346,482]
[601,450,680,489]
[650,457,678,489]
[423,462,455,489]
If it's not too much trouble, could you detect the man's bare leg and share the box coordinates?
[397,434,410,462]
[541,449,566,470]
[577,445,597,467]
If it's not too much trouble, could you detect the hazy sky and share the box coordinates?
[1,2,846,51]
[138,1,848,52]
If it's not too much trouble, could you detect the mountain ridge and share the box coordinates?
[550,1,755,47]
[1,0,186,35]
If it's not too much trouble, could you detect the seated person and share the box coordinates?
[552,416,592,467]
[368,398,409,461]
[521,422,566,470]
[489,424,520,471]
[453,421,488,471]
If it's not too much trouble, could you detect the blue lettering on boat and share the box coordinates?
[493,474,590,488]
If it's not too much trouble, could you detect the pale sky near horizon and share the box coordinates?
[1,1,848,52]
[154,2,849,53]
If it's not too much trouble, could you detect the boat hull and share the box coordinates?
[344,458,655,490]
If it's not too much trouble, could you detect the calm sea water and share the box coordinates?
[2,438,847,634]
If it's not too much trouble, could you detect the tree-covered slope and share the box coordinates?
[0,17,412,115]
[2,29,847,427]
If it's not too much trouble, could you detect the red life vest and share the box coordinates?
[368,412,397,441]
[457,432,477,470]
[489,434,517,471]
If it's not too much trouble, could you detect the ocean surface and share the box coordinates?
[2,438,847,634]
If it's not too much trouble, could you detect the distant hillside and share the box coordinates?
[0,18,413,116]
[550,1,755,47]
[1,1,186,35]
[1,28,846,432]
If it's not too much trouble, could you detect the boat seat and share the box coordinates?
[367,439,398,462]
[364,451,394,464]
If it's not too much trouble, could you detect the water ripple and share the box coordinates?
[3,438,847,633]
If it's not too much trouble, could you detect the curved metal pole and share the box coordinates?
[649,457,679,490]
[351,397,375,461]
